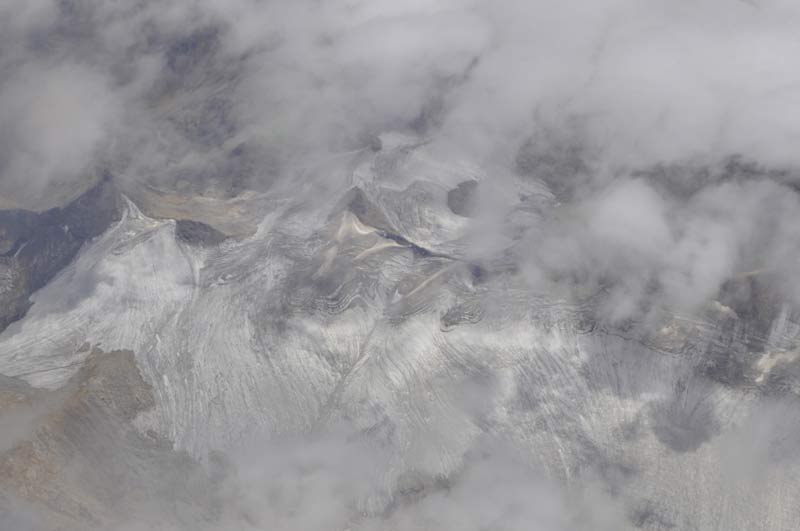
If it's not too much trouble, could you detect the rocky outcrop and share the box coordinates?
[447,180,479,217]
[175,219,229,247]
[0,348,216,530]
[0,175,120,333]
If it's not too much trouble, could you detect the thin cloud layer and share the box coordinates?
[3,1,800,530]
[2,1,799,311]
[3,0,800,193]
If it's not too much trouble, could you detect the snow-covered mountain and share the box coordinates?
[3,136,800,530]
[5,1,800,529]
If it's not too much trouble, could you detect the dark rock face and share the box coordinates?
[447,180,479,217]
[0,176,120,333]
[0,211,39,255]
[338,187,393,231]
[175,219,228,246]
[0,261,29,333]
